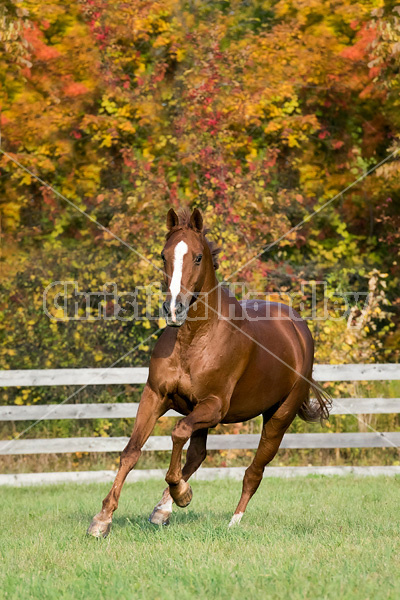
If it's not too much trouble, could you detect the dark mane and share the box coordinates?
[166,208,221,270]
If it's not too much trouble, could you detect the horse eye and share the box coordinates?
[194,254,203,265]
[161,253,166,262]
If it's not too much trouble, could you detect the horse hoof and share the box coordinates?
[148,509,171,526]
[87,517,112,538]
[169,480,193,508]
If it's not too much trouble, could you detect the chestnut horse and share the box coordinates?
[88,208,330,537]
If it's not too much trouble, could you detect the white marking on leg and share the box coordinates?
[149,490,173,525]
[157,497,173,513]
[228,512,243,527]
[169,241,188,321]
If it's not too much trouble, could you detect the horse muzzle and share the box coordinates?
[162,300,188,327]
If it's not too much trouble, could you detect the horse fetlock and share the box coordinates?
[87,513,112,538]
[169,479,193,508]
[165,470,179,486]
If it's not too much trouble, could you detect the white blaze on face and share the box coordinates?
[169,240,188,321]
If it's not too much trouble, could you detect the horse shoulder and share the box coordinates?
[147,328,180,394]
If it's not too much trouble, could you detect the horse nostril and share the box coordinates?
[162,301,171,316]
[176,302,184,315]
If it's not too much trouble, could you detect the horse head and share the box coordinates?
[161,208,219,327]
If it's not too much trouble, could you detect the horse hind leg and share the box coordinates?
[229,384,307,527]
[149,428,208,525]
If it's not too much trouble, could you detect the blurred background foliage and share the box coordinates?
[1,0,400,471]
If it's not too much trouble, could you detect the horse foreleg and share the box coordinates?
[87,384,167,538]
[165,399,222,507]
[149,428,208,525]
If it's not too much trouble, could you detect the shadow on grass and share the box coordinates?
[112,509,210,530]
[71,499,266,544]
[76,508,212,531]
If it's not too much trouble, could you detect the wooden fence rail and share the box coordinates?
[0,364,399,387]
[0,364,399,484]
[1,432,399,456]
[1,398,400,421]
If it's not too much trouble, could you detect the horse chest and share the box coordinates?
[167,368,198,414]
[158,340,208,409]
[174,371,194,401]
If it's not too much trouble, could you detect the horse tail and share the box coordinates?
[297,378,332,423]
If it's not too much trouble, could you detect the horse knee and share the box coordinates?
[171,421,192,446]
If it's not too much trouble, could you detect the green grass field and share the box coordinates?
[1,476,399,599]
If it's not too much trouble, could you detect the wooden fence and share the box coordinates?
[0,364,399,485]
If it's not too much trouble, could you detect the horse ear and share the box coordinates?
[189,208,203,232]
[166,208,179,230]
